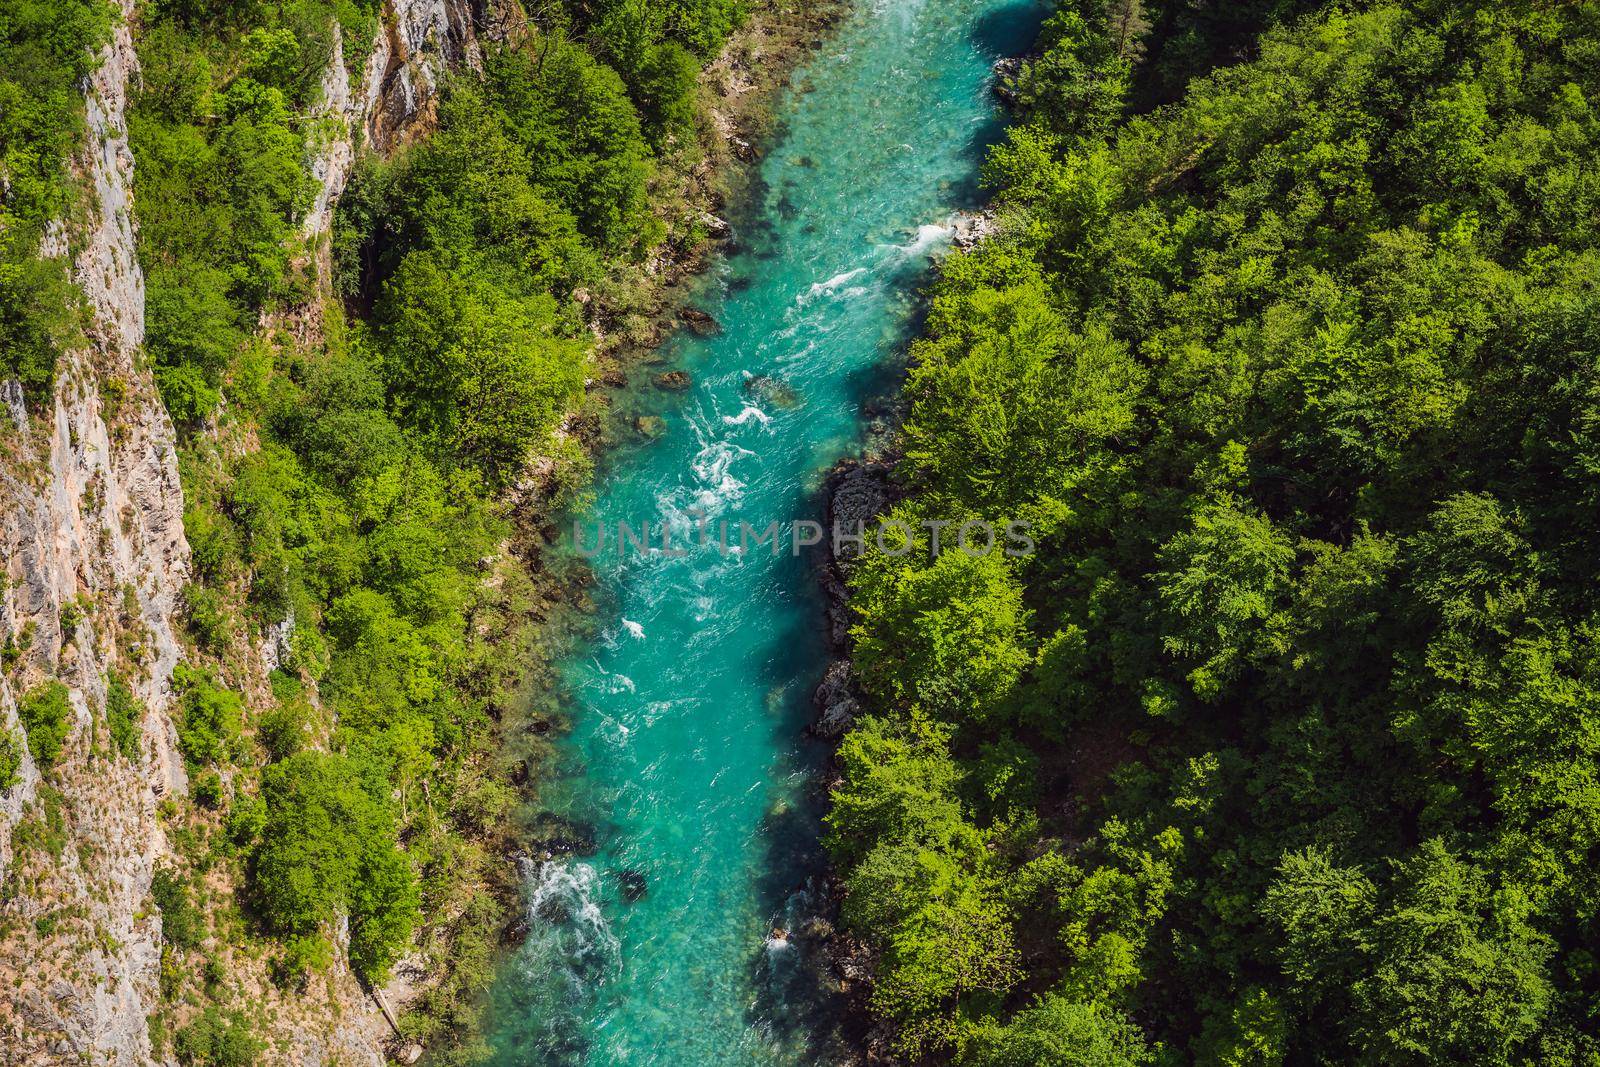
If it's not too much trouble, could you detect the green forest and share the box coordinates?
[113,0,743,1056]
[832,0,1600,1062]
[0,0,112,397]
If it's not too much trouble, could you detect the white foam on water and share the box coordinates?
[641,699,677,728]
[689,439,756,513]
[891,220,955,257]
[516,859,620,985]
[600,714,633,747]
[621,619,646,640]
[594,671,635,695]
[798,267,868,306]
[722,404,772,428]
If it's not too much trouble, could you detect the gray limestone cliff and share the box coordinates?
[0,1,479,1062]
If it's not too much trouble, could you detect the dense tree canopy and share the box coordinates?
[833,0,1600,1062]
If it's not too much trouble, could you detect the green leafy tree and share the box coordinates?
[967,997,1151,1067]
[18,681,71,771]
[105,674,144,762]
[1155,498,1295,701]
[249,751,418,982]
[0,0,113,401]
[851,548,1032,724]
[1352,841,1553,1064]
[378,251,586,481]
[0,727,21,790]
[483,41,654,251]
[174,1007,264,1067]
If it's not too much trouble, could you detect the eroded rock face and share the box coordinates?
[811,660,859,740]
[816,460,895,650]
[0,2,489,1061]
[367,0,484,155]
[0,4,190,1060]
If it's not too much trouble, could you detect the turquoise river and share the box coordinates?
[485,0,1042,1060]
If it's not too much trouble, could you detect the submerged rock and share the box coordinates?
[743,373,800,409]
[634,415,667,438]
[618,869,649,903]
[654,370,692,391]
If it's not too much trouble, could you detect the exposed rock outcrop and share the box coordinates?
[816,459,894,651]
[809,459,896,737]
[0,2,491,1062]
[0,3,189,1060]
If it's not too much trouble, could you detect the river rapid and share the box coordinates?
[485,0,1043,1061]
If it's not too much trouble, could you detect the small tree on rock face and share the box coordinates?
[247,751,419,984]
[0,727,21,789]
[18,681,71,771]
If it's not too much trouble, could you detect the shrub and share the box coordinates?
[173,667,242,769]
[105,674,143,761]
[174,1007,262,1067]
[0,728,20,789]
[151,866,205,951]
[18,681,71,771]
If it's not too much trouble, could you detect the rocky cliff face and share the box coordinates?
[0,3,189,1059]
[0,1,481,1062]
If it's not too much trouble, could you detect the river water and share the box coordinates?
[484,0,1042,1061]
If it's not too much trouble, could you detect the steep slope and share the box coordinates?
[4,0,835,1059]
[0,3,189,1058]
[0,2,482,1062]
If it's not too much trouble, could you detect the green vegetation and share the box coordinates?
[152,866,206,951]
[129,0,337,426]
[173,1006,263,1067]
[122,0,756,1052]
[18,680,71,771]
[0,726,20,789]
[105,673,143,761]
[172,665,243,769]
[0,0,112,401]
[245,750,419,982]
[834,0,1600,1062]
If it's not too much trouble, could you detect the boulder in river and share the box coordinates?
[743,373,800,409]
[634,415,666,438]
[654,370,692,391]
[992,56,1023,104]
[681,307,721,335]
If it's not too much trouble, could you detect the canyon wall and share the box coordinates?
[0,1,478,1061]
